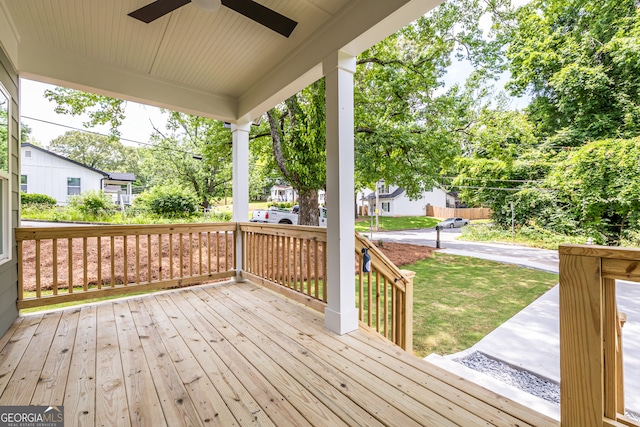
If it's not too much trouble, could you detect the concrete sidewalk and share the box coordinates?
[432,260,640,417]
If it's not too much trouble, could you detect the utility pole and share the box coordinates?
[375,182,380,231]
[511,201,515,242]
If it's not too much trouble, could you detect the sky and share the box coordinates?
[21,79,169,147]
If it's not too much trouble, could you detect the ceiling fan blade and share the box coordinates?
[128,0,191,23]
[222,0,297,37]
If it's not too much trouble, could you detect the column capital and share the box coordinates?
[323,51,356,75]
[230,121,252,133]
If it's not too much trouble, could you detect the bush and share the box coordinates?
[21,192,56,206]
[267,202,293,209]
[134,185,199,218]
[69,191,115,218]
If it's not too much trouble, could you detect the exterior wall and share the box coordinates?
[20,146,104,205]
[367,186,448,217]
[0,46,18,335]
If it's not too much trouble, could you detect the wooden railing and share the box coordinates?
[239,222,327,311]
[355,232,414,352]
[559,245,639,427]
[16,223,236,309]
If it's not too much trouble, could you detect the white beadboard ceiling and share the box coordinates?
[0,0,442,123]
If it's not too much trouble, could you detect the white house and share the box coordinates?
[270,184,296,202]
[361,184,449,217]
[20,143,136,205]
[269,184,326,205]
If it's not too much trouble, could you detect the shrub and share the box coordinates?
[134,185,198,218]
[21,192,56,206]
[69,191,115,217]
[267,202,293,209]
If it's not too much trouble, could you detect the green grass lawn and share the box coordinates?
[355,216,440,232]
[408,252,558,357]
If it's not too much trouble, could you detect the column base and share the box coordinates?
[324,307,358,335]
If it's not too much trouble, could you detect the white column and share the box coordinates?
[323,51,358,334]
[232,121,251,281]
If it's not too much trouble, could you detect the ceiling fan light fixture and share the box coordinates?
[192,0,222,11]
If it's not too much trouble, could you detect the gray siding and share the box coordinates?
[0,46,19,336]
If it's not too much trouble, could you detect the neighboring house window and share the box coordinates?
[379,185,389,194]
[20,175,27,192]
[382,202,390,212]
[67,177,81,196]
[24,150,31,158]
[0,83,11,263]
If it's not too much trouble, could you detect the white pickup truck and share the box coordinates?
[250,206,327,227]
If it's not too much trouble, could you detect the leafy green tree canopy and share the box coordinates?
[49,130,129,172]
[507,0,640,145]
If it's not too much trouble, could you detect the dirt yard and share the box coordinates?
[21,235,433,292]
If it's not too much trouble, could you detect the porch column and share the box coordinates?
[232,121,251,281]
[323,51,358,334]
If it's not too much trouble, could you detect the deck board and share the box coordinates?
[0,281,559,426]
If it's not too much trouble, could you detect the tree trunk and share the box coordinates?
[297,189,319,226]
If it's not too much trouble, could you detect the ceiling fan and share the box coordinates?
[128,0,298,37]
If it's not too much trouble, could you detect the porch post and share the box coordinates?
[232,121,251,281]
[323,51,358,334]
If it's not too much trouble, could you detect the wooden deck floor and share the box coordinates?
[0,281,559,426]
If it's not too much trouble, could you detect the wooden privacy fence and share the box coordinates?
[240,222,328,312]
[16,223,236,309]
[355,232,414,352]
[559,245,639,427]
[427,206,492,220]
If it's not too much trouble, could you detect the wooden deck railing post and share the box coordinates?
[557,245,640,427]
[559,251,604,426]
[400,270,415,353]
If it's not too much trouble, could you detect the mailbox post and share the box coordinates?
[435,225,442,249]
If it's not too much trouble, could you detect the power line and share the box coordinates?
[21,115,201,157]
[442,176,545,183]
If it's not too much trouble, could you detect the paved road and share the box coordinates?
[366,227,559,272]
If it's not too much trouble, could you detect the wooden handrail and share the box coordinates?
[559,245,639,427]
[16,223,236,309]
[355,232,414,352]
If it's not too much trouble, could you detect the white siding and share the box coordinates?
[20,146,104,204]
[366,185,448,217]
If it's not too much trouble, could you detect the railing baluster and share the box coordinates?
[68,238,73,293]
[314,240,319,300]
[97,237,102,289]
[169,233,174,279]
[123,235,128,286]
[306,239,311,296]
[225,230,229,272]
[36,240,41,298]
[207,231,211,274]
[178,233,183,278]
[83,237,88,292]
[158,234,162,280]
[110,236,115,287]
[17,240,23,301]
[53,238,58,295]
[216,231,220,273]
[136,235,140,284]
[189,232,193,277]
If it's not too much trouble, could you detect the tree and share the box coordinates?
[49,131,129,172]
[352,0,513,197]
[44,87,126,140]
[142,112,232,209]
[265,79,326,226]
[506,0,640,146]
[548,138,640,242]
